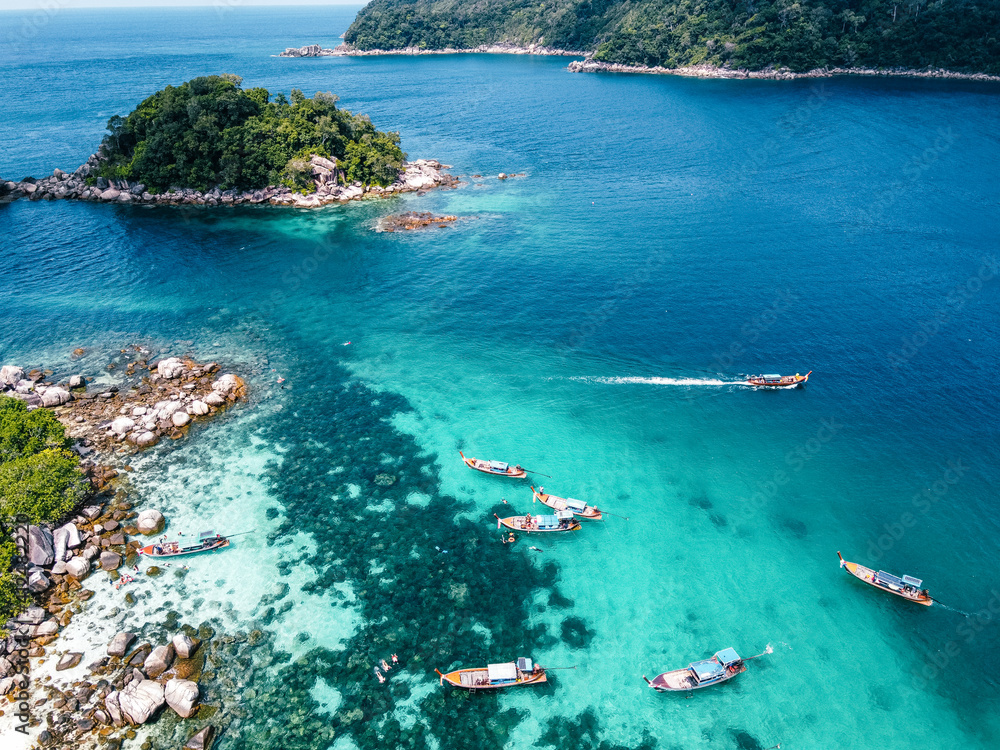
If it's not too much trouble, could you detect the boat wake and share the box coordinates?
[932,600,972,617]
[571,376,746,387]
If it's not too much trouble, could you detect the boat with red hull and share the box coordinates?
[837,551,932,605]
[746,371,811,388]
[460,451,527,478]
[532,487,602,520]
[138,531,231,558]
[436,657,547,691]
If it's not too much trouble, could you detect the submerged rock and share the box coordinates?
[183,726,215,750]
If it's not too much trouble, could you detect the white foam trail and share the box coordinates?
[572,376,745,386]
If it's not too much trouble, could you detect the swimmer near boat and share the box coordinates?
[837,551,932,605]
[436,657,547,690]
[746,371,811,388]
[138,530,243,558]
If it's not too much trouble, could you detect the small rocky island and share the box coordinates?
[0,74,458,209]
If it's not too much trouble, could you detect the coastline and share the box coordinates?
[1,155,457,209]
[279,42,587,58]
[567,58,1000,82]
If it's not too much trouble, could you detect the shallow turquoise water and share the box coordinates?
[2,6,1000,750]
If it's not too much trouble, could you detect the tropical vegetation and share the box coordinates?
[97,75,406,192]
[344,0,1000,74]
[0,396,88,631]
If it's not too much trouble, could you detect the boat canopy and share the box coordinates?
[516,657,533,672]
[489,460,509,472]
[690,659,725,684]
[901,575,923,587]
[564,498,588,512]
[715,648,741,667]
[555,510,575,521]
[876,571,904,588]
[487,663,517,683]
[535,515,560,529]
[762,374,782,379]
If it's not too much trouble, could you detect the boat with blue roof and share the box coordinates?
[460,451,527,478]
[838,551,932,605]
[532,486,603,520]
[643,648,747,692]
[495,511,581,533]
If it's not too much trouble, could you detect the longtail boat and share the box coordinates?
[138,531,231,558]
[746,371,811,388]
[532,486,602,520]
[495,511,581,533]
[837,552,932,605]
[643,648,747,692]
[460,451,527,478]
[436,657,547,690]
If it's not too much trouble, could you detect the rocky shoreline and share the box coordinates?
[568,58,1000,82]
[279,42,587,58]
[0,154,458,209]
[0,351,249,749]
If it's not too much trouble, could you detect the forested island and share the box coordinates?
[344,0,1000,75]
[98,74,404,191]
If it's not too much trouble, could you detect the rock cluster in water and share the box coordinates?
[378,211,460,232]
[0,350,246,455]
[0,154,458,209]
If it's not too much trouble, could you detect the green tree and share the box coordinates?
[342,132,406,187]
[0,449,88,524]
[0,395,70,464]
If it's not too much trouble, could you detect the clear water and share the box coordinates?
[2,6,1000,750]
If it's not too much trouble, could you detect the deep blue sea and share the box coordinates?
[2,5,1000,750]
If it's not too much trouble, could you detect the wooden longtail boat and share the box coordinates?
[837,552,932,605]
[746,371,811,388]
[436,657,547,690]
[460,451,527,478]
[532,486,602,520]
[495,512,581,533]
[138,531,231,558]
[643,648,747,692]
